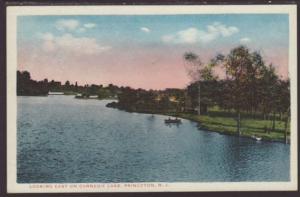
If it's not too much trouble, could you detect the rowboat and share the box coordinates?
[164,117,181,124]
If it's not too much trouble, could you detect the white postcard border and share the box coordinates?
[6,5,298,193]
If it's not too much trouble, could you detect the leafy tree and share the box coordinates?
[257,64,279,132]
[217,46,253,135]
[97,88,111,99]
[17,70,49,96]
[183,52,216,115]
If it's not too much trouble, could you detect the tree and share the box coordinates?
[65,80,70,86]
[217,46,253,135]
[183,52,204,115]
[75,81,78,92]
[247,51,266,116]
[17,70,49,96]
[258,64,279,133]
[97,88,111,99]
[284,107,290,144]
[20,70,31,81]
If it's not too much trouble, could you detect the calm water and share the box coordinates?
[17,96,290,183]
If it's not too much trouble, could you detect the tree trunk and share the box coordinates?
[267,113,271,134]
[279,112,282,121]
[284,115,290,144]
[263,113,268,133]
[197,81,201,115]
[237,110,241,135]
[272,111,276,132]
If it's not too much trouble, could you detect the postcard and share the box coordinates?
[6,5,297,193]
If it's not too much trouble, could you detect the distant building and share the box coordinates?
[48,92,64,95]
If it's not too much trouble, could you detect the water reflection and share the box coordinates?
[17,96,290,183]
[164,122,182,128]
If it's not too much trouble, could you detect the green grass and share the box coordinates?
[165,111,289,142]
[109,103,290,143]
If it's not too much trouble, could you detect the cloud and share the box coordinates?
[84,23,96,28]
[77,27,86,33]
[240,37,251,44]
[55,20,96,33]
[39,32,56,52]
[140,27,150,33]
[40,32,111,55]
[162,22,239,44]
[41,32,54,41]
[55,19,80,31]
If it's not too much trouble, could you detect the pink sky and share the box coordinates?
[18,42,289,90]
[17,15,290,90]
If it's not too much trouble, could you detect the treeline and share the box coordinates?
[107,88,185,113]
[184,46,290,135]
[17,46,290,136]
[108,46,290,135]
[17,71,49,96]
[17,70,121,98]
[186,79,289,121]
[185,45,290,135]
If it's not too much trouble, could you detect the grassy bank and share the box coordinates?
[164,112,289,143]
[106,103,289,143]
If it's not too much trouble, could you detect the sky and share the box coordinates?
[17,14,289,90]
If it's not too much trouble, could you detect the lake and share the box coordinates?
[17,96,290,183]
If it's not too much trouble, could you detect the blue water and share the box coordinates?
[17,96,290,183]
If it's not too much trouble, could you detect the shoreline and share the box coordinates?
[16,95,289,144]
[106,106,289,144]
